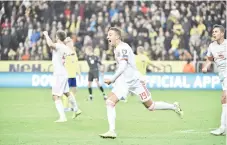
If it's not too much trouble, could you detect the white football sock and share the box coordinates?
[68,92,78,112]
[106,100,116,132]
[149,101,176,111]
[55,99,66,119]
[220,104,226,129]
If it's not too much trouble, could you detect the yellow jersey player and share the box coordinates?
[135,46,161,83]
[62,37,82,115]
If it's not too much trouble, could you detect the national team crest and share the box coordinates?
[122,49,127,54]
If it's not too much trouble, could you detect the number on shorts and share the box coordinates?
[139,83,150,101]
[139,92,148,100]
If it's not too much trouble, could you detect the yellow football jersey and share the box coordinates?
[65,54,80,78]
[135,54,151,75]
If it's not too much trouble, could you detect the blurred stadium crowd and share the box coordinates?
[0,1,226,61]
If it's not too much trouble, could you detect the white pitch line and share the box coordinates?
[173,128,217,134]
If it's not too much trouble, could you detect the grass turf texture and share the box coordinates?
[0,88,225,145]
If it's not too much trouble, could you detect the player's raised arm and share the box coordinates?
[43,31,56,49]
[202,44,213,73]
[64,37,75,55]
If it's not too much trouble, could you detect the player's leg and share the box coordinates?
[132,80,183,117]
[210,80,226,135]
[63,78,72,112]
[69,78,77,108]
[99,93,118,139]
[52,76,67,122]
[63,78,82,119]
[70,77,77,96]
[99,82,128,139]
[53,95,67,122]
[88,72,93,100]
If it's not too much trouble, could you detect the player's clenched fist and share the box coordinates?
[64,37,72,43]
[104,79,112,85]
[64,37,73,46]
[43,31,48,36]
[202,67,208,73]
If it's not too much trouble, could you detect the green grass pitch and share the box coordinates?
[0,88,226,145]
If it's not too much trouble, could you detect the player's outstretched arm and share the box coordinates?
[43,31,56,49]
[202,56,213,73]
[202,44,213,73]
[64,37,75,55]
[147,59,161,71]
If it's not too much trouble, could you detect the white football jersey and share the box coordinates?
[114,42,140,84]
[52,43,71,76]
[207,39,227,81]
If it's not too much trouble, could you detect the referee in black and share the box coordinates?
[85,46,107,101]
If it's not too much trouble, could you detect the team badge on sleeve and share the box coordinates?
[121,49,128,58]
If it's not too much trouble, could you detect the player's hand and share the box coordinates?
[202,67,208,73]
[104,79,112,85]
[64,37,72,43]
[43,31,48,36]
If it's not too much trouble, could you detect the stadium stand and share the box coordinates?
[0,1,226,61]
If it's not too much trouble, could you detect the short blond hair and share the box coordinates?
[108,27,122,40]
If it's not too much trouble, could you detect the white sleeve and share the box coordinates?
[55,43,60,51]
[117,47,129,61]
[206,44,213,57]
[110,60,127,83]
[56,43,72,56]
[64,46,73,56]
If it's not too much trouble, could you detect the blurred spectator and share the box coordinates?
[0,1,226,61]
[169,35,180,54]
[1,30,11,50]
[8,48,16,60]
[183,59,195,73]
[109,2,118,20]
[21,50,30,60]
[197,19,206,36]
[1,18,11,29]
[173,20,184,36]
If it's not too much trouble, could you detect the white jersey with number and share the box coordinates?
[112,42,151,102]
[207,39,227,81]
[114,42,140,85]
[52,43,71,76]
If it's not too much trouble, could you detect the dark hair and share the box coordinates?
[108,27,122,39]
[213,24,225,33]
[56,30,66,41]
[187,59,191,64]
